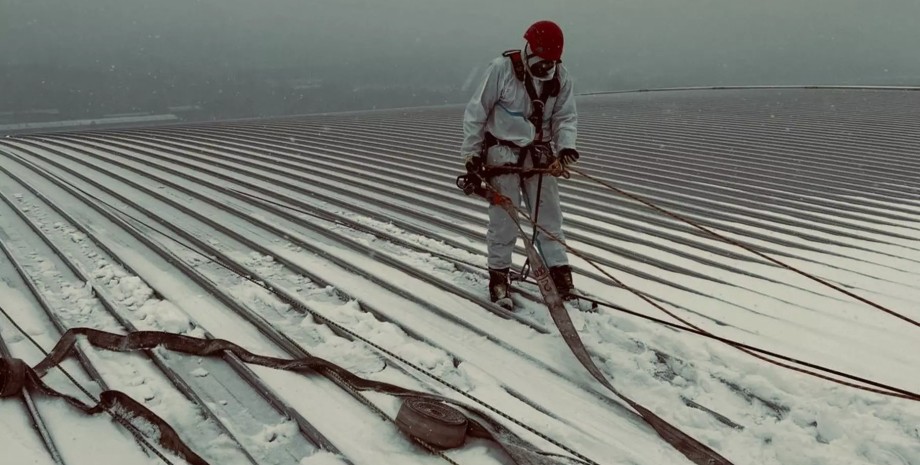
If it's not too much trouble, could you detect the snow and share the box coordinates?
[299,451,350,465]
[0,284,163,465]
[0,400,56,465]
[1,91,919,465]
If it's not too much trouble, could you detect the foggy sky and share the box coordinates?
[3,0,919,120]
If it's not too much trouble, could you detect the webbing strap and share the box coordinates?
[490,190,735,465]
[483,163,569,180]
[502,50,559,141]
[3,327,582,465]
[1,355,208,464]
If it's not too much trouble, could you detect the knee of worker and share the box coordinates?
[538,203,565,237]
[488,205,519,244]
[529,181,565,232]
[524,172,562,207]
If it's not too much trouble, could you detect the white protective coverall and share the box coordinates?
[460,53,578,271]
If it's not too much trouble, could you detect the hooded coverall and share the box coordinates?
[460,54,578,271]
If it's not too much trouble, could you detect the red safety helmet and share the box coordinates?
[524,21,564,61]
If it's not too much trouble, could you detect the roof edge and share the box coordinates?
[579,84,920,96]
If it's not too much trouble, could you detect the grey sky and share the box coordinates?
[2,0,919,120]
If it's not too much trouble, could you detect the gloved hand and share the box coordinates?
[558,148,580,166]
[458,153,488,197]
[464,153,485,174]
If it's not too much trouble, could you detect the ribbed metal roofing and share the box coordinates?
[1,88,918,465]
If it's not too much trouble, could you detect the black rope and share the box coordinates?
[517,171,545,282]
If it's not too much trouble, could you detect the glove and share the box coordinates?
[558,148,580,166]
[458,153,488,197]
[464,153,485,174]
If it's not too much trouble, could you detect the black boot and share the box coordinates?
[550,265,598,312]
[549,265,575,300]
[489,268,513,310]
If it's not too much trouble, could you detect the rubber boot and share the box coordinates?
[489,268,513,310]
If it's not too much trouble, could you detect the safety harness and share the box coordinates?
[502,49,560,143]
[482,50,560,172]
[455,49,562,196]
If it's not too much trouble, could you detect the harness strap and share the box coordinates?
[503,49,527,82]
[502,50,560,141]
[481,131,562,180]
[484,132,523,151]
[482,164,569,180]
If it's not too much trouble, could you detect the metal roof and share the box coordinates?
[1,88,918,465]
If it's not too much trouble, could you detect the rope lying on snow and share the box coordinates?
[0,326,590,465]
